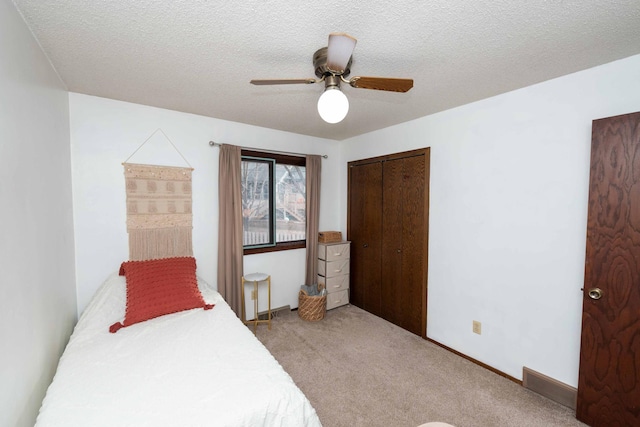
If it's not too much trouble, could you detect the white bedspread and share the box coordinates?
[36,273,322,427]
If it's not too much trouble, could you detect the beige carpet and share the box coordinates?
[255,304,587,427]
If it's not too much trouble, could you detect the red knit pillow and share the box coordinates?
[110,257,213,333]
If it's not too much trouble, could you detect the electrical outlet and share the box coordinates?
[251,290,257,300]
[473,320,482,335]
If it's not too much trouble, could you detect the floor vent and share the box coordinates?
[257,305,291,320]
[522,367,577,410]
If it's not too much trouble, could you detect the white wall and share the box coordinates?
[340,54,640,386]
[0,2,76,426]
[70,93,341,315]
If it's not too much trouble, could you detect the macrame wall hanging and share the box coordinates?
[123,129,194,261]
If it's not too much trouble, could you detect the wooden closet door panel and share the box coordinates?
[348,162,383,315]
[381,158,404,325]
[400,154,426,336]
[347,164,366,308]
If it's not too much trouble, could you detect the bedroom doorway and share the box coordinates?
[576,111,640,426]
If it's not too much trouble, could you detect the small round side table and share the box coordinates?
[241,273,271,332]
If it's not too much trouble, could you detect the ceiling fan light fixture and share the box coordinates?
[250,33,413,124]
[317,87,349,124]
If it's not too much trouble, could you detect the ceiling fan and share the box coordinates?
[250,33,414,124]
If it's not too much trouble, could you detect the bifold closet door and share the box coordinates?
[381,155,426,336]
[348,148,430,337]
[348,161,383,316]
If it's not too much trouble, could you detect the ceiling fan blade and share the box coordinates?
[250,78,316,85]
[326,33,357,73]
[349,76,414,92]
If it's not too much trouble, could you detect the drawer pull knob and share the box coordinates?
[334,269,342,273]
[333,285,340,288]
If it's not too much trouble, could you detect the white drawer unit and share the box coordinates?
[317,241,350,310]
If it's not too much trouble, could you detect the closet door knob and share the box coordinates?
[397,249,401,253]
[363,243,369,248]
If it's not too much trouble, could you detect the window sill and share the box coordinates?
[244,241,306,255]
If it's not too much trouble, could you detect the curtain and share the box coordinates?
[217,144,244,316]
[124,163,193,260]
[305,155,322,285]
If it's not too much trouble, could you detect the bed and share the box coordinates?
[35,260,322,427]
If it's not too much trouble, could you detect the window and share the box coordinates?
[241,150,306,254]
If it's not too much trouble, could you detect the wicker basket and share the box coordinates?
[298,284,327,322]
[318,231,342,243]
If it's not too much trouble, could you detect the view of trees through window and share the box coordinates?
[241,153,306,249]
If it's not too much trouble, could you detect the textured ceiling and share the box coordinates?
[11,0,640,140]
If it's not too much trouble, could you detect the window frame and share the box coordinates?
[241,150,307,255]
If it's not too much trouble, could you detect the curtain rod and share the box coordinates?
[209,141,328,159]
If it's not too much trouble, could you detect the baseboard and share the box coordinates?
[522,367,577,410]
[426,338,522,384]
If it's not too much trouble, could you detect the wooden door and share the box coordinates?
[381,155,427,336]
[381,158,403,326]
[577,112,640,426]
[348,162,383,316]
[349,148,430,337]
[399,154,427,336]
